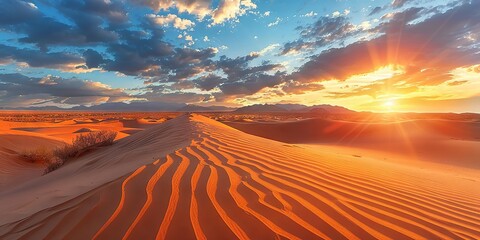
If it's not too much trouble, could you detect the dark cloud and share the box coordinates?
[219,71,286,96]
[59,0,128,24]
[282,80,325,94]
[280,15,358,55]
[392,0,409,8]
[83,49,105,68]
[369,7,383,16]
[0,44,84,70]
[292,2,480,84]
[0,0,39,25]
[0,0,124,50]
[137,90,212,103]
[194,74,227,91]
[448,80,468,86]
[0,73,133,107]
[280,40,316,56]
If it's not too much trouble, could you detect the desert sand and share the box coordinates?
[1,113,479,239]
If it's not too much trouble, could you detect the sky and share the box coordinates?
[0,0,479,112]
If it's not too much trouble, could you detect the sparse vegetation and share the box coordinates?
[20,147,53,164]
[41,130,117,174]
[44,158,64,174]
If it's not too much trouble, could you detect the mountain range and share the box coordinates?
[1,102,354,114]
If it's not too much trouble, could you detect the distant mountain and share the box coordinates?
[208,105,237,111]
[71,102,186,111]
[177,105,212,112]
[302,104,354,114]
[275,104,308,111]
[177,104,236,112]
[0,106,67,111]
[233,103,354,114]
[234,104,288,113]
[2,102,353,113]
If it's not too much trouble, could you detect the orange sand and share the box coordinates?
[0,114,479,239]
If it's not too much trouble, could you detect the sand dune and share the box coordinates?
[1,114,479,239]
[0,132,64,189]
[225,118,480,169]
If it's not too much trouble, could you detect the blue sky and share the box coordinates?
[0,0,479,112]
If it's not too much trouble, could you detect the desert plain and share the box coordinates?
[0,111,479,239]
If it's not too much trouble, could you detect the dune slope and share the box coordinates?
[225,118,480,169]
[1,114,479,239]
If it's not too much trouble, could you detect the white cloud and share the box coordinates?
[211,0,257,25]
[302,11,318,17]
[358,21,371,30]
[252,43,280,56]
[27,2,38,9]
[332,9,350,18]
[147,14,195,30]
[264,11,271,16]
[133,0,258,26]
[267,17,282,27]
[203,36,210,42]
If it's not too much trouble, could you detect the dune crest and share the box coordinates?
[1,114,479,239]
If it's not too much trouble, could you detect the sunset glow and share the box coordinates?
[0,0,478,112]
[1,1,480,239]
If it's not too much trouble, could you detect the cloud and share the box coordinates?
[291,1,480,85]
[147,14,195,30]
[282,80,325,94]
[194,74,226,91]
[0,44,85,71]
[267,17,282,27]
[447,80,469,86]
[280,40,315,55]
[0,73,134,107]
[369,6,383,16]
[280,15,358,55]
[129,0,174,12]
[301,11,318,17]
[251,43,280,56]
[219,71,286,96]
[392,0,408,8]
[0,0,125,50]
[130,0,255,25]
[0,0,39,25]
[212,0,257,24]
[137,90,212,103]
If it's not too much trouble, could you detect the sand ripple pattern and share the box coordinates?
[1,114,479,239]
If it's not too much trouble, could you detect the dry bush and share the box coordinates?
[53,144,78,160]
[54,130,117,162]
[44,158,64,174]
[20,147,53,164]
[73,130,117,150]
[44,130,117,174]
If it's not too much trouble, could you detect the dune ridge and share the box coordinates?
[0,114,479,239]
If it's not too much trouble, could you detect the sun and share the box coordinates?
[384,100,395,107]
[383,99,396,111]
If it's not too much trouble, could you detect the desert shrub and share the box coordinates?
[44,130,117,174]
[53,144,78,160]
[73,130,117,150]
[54,130,117,162]
[44,158,64,174]
[20,147,53,164]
